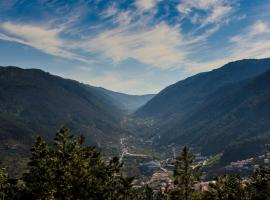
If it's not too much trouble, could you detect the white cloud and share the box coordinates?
[177,0,236,26]
[1,1,270,94]
[86,73,142,93]
[135,0,159,11]
[0,22,86,62]
[249,20,270,37]
[100,5,118,19]
[81,22,188,69]
[178,0,217,14]
[1,3,264,84]
[76,66,94,72]
[228,21,270,60]
[0,20,191,70]
[0,1,236,72]
[204,5,232,25]
[186,21,270,73]
[113,10,133,27]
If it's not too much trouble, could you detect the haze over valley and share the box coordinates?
[1,1,270,199]
[2,57,270,179]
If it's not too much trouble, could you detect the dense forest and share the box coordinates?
[1,128,270,200]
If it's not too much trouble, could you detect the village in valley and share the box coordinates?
[120,135,270,192]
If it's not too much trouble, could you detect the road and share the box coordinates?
[119,137,150,161]
[119,137,167,173]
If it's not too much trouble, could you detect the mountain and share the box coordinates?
[95,87,155,114]
[161,70,270,159]
[0,66,133,174]
[135,58,270,119]
[134,58,270,162]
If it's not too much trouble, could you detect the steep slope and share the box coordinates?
[96,87,155,114]
[133,58,270,163]
[135,58,270,119]
[0,66,126,162]
[158,70,270,162]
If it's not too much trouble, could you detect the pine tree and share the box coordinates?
[248,166,270,200]
[22,127,136,199]
[202,175,249,200]
[155,188,168,200]
[0,165,23,200]
[22,136,55,199]
[141,184,154,200]
[172,146,202,200]
[0,165,8,199]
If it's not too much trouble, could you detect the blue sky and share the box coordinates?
[0,0,270,94]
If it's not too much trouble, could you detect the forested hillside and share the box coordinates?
[0,66,130,174]
[134,58,270,163]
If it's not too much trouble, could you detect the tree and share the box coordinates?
[22,127,136,199]
[202,175,249,200]
[0,165,24,200]
[0,165,8,199]
[248,166,270,200]
[172,146,202,200]
[22,135,54,199]
[140,185,154,200]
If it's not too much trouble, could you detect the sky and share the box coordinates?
[0,0,270,94]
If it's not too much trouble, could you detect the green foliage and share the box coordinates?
[248,165,270,200]
[136,58,270,164]
[153,187,170,200]
[172,146,202,200]
[0,66,128,175]
[0,165,8,199]
[140,185,154,200]
[21,127,136,199]
[3,129,270,200]
[0,165,25,200]
[202,175,249,200]
[204,153,222,166]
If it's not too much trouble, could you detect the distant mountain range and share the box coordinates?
[135,58,270,163]
[1,58,270,174]
[0,66,154,175]
[94,87,154,114]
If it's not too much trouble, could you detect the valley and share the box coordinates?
[1,1,270,198]
[1,58,270,180]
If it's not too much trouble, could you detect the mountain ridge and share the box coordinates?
[135,58,270,119]
[133,58,270,163]
[92,87,155,114]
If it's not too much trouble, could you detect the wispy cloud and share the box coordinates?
[77,1,228,70]
[1,1,269,94]
[0,4,237,72]
[185,20,270,73]
[82,22,188,70]
[228,20,270,59]
[100,4,119,19]
[135,0,160,12]
[177,0,237,27]
[76,66,94,73]
[0,22,88,62]
[0,23,64,58]
[85,73,142,93]
[0,1,241,71]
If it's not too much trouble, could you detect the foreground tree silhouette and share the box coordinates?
[0,165,23,200]
[3,129,270,199]
[248,165,270,200]
[0,165,8,199]
[22,127,136,200]
[202,175,249,200]
[171,146,202,200]
[140,185,154,200]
